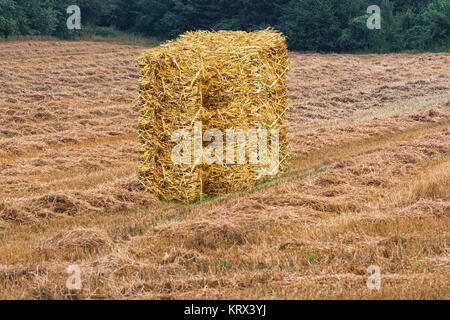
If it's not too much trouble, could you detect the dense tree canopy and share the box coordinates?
[0,0,448,52]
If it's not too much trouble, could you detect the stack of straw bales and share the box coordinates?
[138,29,290,203]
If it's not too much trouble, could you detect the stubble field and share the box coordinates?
[0,40,449,299]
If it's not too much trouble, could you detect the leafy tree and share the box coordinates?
[337,15,380,52]
[0,0,448,51]
[278,0,349,51]
[422,0,450,48]
[16,0,59,35]
[0,0,19,37]
[109,0,140,30]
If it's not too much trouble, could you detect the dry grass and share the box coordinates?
[0,40,448,299]
[40,228,112,251]
[408,161,449,201]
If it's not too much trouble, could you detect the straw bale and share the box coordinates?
[138,29,290,203]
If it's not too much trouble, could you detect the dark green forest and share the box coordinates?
[0,0,449,52]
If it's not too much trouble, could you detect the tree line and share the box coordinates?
[1,0,449,52]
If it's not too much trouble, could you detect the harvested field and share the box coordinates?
[0,40,449,299]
